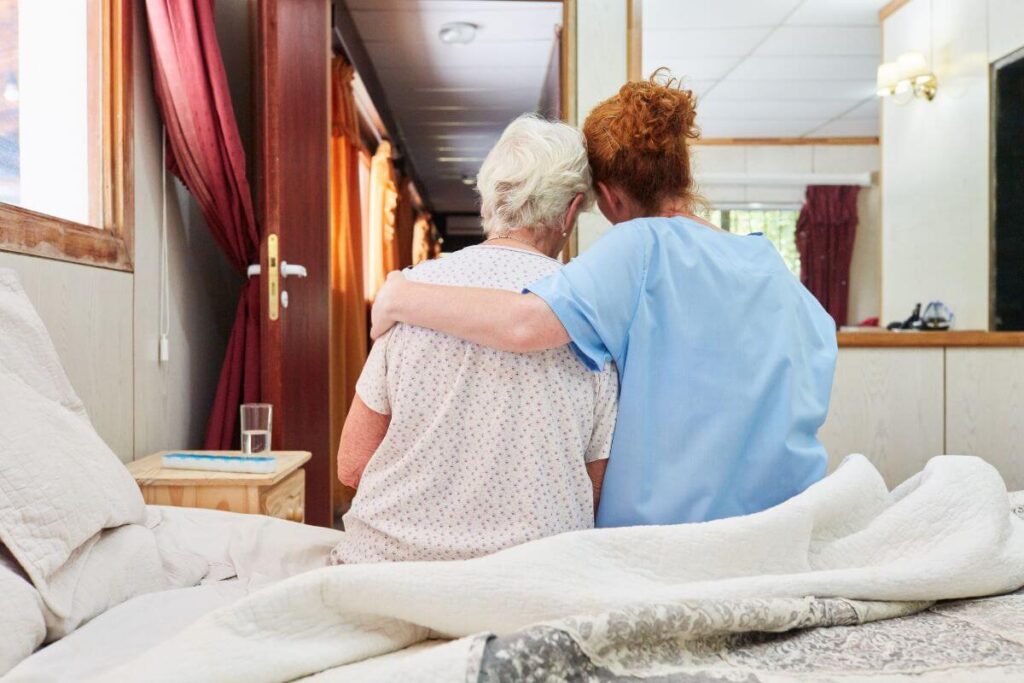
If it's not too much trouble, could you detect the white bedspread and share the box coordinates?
[99,454,1024,683]
[6,506,343,682]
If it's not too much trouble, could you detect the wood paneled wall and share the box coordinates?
[822,346,1024,491]
[0,252,135,456]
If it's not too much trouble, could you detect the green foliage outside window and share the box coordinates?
[700,209,801,277]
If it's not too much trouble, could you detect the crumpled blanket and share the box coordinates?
[98,454,1024,683]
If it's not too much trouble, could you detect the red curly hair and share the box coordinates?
[582,69,701,213]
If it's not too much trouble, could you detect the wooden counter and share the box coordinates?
[837,331,1024,347]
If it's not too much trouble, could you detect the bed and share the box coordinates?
[4,506,341,682]
[0,268,342,679]
[7,520,1024,682]
[3,264,1024,683]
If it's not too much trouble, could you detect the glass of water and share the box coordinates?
[240,403,272,455]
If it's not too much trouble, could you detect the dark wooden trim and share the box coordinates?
[879,0,913,21]
[561,0,578,262]
[838,331,1024,348]
[106,0,134,267]
[627,0,642,82]
[0,204,131,270]
[0,0,133,271]
[697,137,880,147]
[332,1,432,212]
[561,0,577,127]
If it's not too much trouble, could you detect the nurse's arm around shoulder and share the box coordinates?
[371,271,569,352]
[372,225,647,368]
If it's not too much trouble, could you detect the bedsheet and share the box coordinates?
[4,505,342,682]
[4,582,250,682]
[94,454,1024,683]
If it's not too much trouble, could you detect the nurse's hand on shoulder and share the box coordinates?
[371,270,406,340]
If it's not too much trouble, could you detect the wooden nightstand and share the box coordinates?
[127,451,310,523]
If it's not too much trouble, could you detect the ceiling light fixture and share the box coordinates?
[461,174,477,186]
[877,52,937,102]
[439,22,479,45]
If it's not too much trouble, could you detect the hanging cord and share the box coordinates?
[159,127,171,363]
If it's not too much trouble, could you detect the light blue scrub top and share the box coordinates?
[527,217,837,527]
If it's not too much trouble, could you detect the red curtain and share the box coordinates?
[144,0,260,449]
[796,185,860,327]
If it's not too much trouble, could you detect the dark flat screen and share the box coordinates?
[994,53,1024,330]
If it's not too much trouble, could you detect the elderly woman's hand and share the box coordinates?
[371,270,407,340]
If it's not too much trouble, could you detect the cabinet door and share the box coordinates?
[820,348,945,487]
[946,348,1024,490]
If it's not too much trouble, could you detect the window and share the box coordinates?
[0,0,133,270]
[703,207,801,277]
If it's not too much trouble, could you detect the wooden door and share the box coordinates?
[255,0,332,526]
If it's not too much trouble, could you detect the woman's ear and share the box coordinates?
[562,192,586,235]
[596,181,625,223]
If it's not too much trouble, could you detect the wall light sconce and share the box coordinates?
[877,52,938,102]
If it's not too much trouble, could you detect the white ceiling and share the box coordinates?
[347,0,562,213]
[347,0,888,213]
[643,0,888,139]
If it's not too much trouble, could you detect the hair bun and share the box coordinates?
[582,68,702,213]
[609,69,700,153]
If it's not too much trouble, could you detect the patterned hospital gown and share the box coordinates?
[330,245,618,564]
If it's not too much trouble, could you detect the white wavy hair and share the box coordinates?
[476,114,594,238]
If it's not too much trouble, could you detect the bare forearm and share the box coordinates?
[586,460,607,517]
[337,396,390,490]
[386,280,568,352]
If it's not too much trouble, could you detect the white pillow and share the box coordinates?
[0,547,45,676]
[0,269,167,638]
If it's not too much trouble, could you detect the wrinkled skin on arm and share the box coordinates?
[336,395,390,494]
[587,460,608,517]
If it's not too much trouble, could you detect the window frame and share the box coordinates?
[0,0,133,271]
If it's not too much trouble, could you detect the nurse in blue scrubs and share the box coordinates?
[370,73,838,528]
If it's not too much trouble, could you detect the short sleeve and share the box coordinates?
[526,224,648,371]
[355,330,393,415]
[585,362,619,464]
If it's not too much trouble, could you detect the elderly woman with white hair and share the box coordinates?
[329,115,618,564]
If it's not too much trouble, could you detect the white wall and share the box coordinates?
[573,0,626,252]
[988,0,1024,62]
[0,5,239,461]
[881,0,1024,330]
[0,251,136,456]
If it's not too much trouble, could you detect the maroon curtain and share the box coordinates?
[144,0,260,449]
[796,185,860,327]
